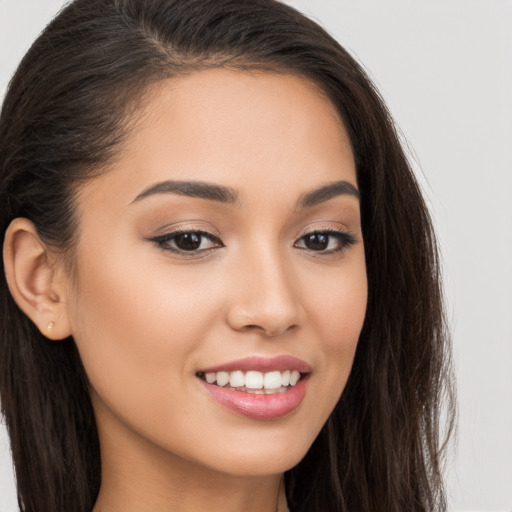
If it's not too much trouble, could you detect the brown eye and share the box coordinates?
[304,233,329,251]
[295,229,357,254]
[174,232,202,251]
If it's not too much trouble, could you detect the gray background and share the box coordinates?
[1,1,511,510]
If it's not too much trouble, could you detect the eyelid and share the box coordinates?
[296,223,351,239]
[149,221,221,239]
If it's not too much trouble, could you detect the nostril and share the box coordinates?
[239,323,298,338]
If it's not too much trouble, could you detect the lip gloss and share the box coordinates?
[198,376,309,420]
[199,355,312,374]
[196,356,312,420]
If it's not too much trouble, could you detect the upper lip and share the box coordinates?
[198,355,312,374]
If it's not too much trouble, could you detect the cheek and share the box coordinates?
[296,250,367,433]
[322,279,367,358]
[307,251,368,354]
[66,246,221,412]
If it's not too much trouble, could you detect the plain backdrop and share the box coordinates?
[1,1,511,511]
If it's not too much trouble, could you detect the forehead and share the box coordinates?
[78,69,356,210]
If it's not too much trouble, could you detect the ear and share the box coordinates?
[3,218,72,340]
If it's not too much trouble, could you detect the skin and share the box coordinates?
[4,70,367,512]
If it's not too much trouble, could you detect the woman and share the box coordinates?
[0,0,455,511]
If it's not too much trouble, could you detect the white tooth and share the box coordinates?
[289,370,300,386]
[245,371,264,389]
[229,371,245,388]
[281,370,291,387]
[216,371,229,387]
[264,371,282,390]
[205,373,216,384]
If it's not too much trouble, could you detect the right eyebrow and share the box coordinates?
[130,180,240,205]
[297,180,360,209]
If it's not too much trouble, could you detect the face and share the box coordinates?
[64,69,367,477]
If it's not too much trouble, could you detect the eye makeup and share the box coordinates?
[294,227,356,255]
[148,228,224,256]
[147,224,357,259]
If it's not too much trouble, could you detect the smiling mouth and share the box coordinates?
[196,370,305,394]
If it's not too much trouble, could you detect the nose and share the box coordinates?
[225,247,304,337]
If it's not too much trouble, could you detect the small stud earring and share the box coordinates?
[48,321,55,330]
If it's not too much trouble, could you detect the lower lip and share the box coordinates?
[199,377,309,420]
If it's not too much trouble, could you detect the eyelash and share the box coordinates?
[149,227,356,257]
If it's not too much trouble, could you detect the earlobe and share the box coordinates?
[3,218,72,340]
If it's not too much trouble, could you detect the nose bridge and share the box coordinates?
[226,241,302,336]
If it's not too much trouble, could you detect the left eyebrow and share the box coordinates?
[297,180,360,208]
[130,180,240,205]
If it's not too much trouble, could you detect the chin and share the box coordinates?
[193,428,316,477]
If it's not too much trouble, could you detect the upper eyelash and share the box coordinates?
[148,229,222,255]
[148,227,356,255]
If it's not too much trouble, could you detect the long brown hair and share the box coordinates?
[0,0,455,510]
